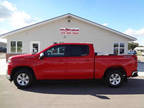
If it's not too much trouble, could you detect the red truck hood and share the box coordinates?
[9,54,36,61]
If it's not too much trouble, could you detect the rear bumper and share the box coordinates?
[132,71,138,77]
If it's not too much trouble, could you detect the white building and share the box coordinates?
[0,13,136,59]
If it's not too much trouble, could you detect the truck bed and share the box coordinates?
[94,55,137,79]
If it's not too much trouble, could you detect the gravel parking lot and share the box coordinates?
[1,54,144,108]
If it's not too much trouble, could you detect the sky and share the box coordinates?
[0,0,144,45]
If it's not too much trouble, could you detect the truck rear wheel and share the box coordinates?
[13,68,33,89]
[104,70,123,87]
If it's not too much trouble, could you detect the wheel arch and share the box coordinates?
[11,66,36,81]
[103,66,127,78]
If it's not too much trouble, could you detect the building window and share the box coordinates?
[120,43,125,54]
[11,41,16,53]
[114,43,119,55]
[17,41,22,53]
[114,43,125,55]
[10,41,22,53]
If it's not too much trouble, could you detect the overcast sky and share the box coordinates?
[0,0,144,45]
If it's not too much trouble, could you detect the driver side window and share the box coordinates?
[44,45,66,57]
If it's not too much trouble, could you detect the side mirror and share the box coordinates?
[39,53,44,59]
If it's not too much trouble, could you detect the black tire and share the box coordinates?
[104,70,124,87]
[13,68,33,89]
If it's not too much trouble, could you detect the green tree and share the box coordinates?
[128,42,139,50]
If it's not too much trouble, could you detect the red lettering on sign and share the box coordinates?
[60,28,79,35]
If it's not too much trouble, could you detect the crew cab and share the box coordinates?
[7,43,138,88]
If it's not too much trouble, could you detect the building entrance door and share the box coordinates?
[30,41,40,54]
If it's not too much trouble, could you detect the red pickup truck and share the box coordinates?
[7,43,138,88]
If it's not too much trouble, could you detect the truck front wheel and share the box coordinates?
[13,68,33,89]
[104,70,123,87]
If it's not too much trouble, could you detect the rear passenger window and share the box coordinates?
[67,45,89,57]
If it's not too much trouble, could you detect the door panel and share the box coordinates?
[36,57,66,79]
[64,57,94,79]
[35,45,67,79]
[64,45,94,79]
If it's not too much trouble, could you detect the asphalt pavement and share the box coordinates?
[0,76,144,108]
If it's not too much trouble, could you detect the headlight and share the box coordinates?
[8,59,11,63]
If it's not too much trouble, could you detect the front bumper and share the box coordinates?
[6,74,12,81]
[6,62,13,81]
[132,71,138,77]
